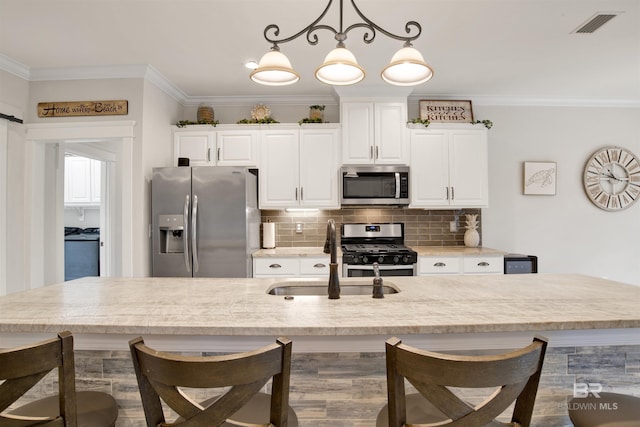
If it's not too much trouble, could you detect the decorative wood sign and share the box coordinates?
[37,100,128,118]
[419,100,474,123]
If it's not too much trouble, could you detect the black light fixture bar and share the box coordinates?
[262,0,422,49]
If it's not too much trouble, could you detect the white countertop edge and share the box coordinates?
[2,328,638,353]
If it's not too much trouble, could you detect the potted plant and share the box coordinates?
[309,105,325,121]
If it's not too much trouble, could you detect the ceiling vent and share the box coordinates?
[572,13,619,34]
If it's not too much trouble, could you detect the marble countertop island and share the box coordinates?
[1,274,639,352]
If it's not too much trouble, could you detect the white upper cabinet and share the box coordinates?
[216,128,259,166]
[259,127,300,208]
[173,125,259,167]
[298,126,340,208]
[173,127,215,166]
[259,125,340,209]
[341,101,408,165]
[409,125,488,208]
[64,156,100,205]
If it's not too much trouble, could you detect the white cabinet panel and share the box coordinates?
[259,129,300,208]
[410,126,488,208]
[174,129,215,166]
[216,129,259,166]
[253,256,330,278]
[418,254,504,275]
[64,156,100,205]
[260,125,340,209]
[418,256,461,275]
[462,256,504,274]
[299,127,340,208]
[342,102,407,165]
[253,257,299,277]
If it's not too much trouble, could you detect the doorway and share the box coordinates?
[63,147,115,280]
[25,121,135,289]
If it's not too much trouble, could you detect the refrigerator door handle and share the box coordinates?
[192,194,200,273]
[183,194,191,273]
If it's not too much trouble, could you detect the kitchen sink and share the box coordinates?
[267,280,399,296]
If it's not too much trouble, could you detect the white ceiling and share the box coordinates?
[1,0,639,105]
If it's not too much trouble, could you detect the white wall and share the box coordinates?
[0,69,28,295]
[474,105,640,285]
[140,79,182,276]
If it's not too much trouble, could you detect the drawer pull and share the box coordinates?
[434,262,447,267]
[477,261,490,267]
[269,263,282,269]
[313,263,327,268]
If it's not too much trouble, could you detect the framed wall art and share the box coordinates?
[419,100,474,123]
[523,161,557,195]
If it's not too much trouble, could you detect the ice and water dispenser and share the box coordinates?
[158,214,185,253]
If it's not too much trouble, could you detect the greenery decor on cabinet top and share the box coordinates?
[407,118,493,129]
[176,120,219,127]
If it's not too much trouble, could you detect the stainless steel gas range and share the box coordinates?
[340,223,418,277]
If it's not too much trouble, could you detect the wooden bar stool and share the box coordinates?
[1,331,118,427]
[376,336,548,427]
[129,336,298,427]
[568,392,640,426]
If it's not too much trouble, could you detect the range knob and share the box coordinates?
[362,256,368,264]
[402,255,409,263]
[377,255,385,264]
[393,255,400,264]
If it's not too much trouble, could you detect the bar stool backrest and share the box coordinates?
[384,336,548,427]
[129,336,293,427]
[0,331,77,427]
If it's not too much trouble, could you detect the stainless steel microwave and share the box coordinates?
[341,165,410,206]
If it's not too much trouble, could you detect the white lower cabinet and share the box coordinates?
[418,256,461,275]
[418,255,503,275]
[462,256,504,274]
[253,256,330,278]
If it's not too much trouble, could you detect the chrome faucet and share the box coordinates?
[372,262,384,299]
[323,219,340,299]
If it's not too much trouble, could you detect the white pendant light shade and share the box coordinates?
[315,47,365,85]
[250,49,300,86]
[381,46,434,86]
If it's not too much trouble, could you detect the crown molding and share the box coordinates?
[183,94,339,108]
[0,53,30,80]
[408,94,640,108]
[1,54,637,109]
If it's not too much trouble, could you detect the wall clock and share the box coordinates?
[583,146,640,211]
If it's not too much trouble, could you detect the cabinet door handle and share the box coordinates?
[269,263,282,269]
[451,187,455,200]
[217,147,221,161]
[478,261,490,267]
[434,262,446,267]
[207,148,211,162]
[314,263,327,268]
[369,146,373,160]
[445,187,449,200]
[295,188,298,201]
[375,146,379,159]
[300,187,304,200]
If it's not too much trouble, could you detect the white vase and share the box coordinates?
[464,229,480,247]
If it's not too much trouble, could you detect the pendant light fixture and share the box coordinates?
[250,0,434,87]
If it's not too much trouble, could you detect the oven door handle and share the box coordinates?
[345,264,413,270]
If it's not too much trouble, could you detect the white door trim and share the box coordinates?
[25,120,136,288]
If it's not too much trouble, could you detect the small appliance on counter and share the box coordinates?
[504,254,538,274]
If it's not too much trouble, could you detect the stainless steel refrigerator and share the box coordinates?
[151,167,260,277]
